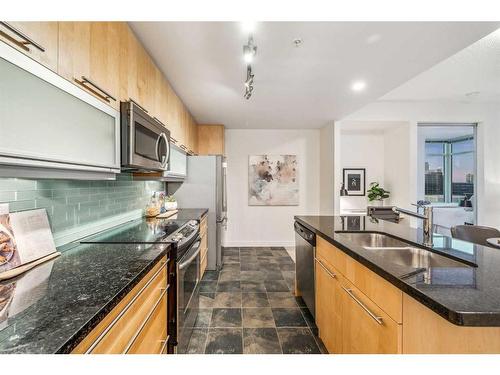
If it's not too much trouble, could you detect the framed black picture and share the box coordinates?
[342,168,366,196]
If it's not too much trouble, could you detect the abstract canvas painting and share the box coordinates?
[248,155,299,206]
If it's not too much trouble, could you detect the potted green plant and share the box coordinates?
[165,195,178,211]
[367,182,390,206]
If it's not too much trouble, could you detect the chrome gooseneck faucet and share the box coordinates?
[392,205,434,247]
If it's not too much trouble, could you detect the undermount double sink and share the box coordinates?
[335,232,473,271]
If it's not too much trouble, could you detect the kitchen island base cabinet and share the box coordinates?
[341,277,402,354]
[72,256,170,354]
[315,258,343,354]
[315,254,401,354]
[314,233,500,354]
[402,294,500,354]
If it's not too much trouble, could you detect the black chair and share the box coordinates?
[450,225,500,247]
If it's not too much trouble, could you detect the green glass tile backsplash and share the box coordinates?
[0,174,164,235]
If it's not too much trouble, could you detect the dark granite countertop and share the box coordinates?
[174,208,208,220]
[295,215,500,327]
[0,241,168,353]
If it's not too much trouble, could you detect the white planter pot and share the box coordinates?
[165,201,178,211]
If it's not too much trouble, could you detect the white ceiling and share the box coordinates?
[130,22,499,129]
[381,28,500,103]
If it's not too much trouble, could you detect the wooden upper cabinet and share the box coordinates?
[168,90,186,149]
[58,22,121,110]
[190,115,199,154]
[184,112,198,155]
[5,21,202,154]
[197,124,225,155]
[0,22,58,71]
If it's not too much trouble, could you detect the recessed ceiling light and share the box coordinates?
[293,38,303,47]
[351,80,367,92]
[465,91,480,97]
[241,21,256,33]
[366,34,382,44]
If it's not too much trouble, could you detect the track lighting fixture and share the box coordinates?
[243,34,257,100]
[243,36,257,64]
[244,65,254,100]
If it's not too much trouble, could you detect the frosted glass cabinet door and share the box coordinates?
[167,145,187,176]
[0,44,120,171]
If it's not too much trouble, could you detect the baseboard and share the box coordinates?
[222,241,295,248]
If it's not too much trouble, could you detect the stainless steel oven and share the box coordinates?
[120,100,170,172]
[176,235,201,353]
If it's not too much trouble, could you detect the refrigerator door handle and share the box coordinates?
[222,160,227,212]
[216,216,227,224]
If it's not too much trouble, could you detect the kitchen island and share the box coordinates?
[295,215,500,353]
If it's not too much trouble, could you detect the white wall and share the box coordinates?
[333,121,410,214]
[344,101,500,229]
[224,129,320,247]
[339,129,385,212]
[383,123,411,208]
[319,123,334,215]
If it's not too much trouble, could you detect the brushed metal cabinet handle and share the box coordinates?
[341,286,383,325]
[315,258,336,279]
[0,21,45,52]
[75,76,116,102]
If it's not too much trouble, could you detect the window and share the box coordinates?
[424,137,474,203]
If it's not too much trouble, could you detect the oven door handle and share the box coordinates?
[178,241,201,270]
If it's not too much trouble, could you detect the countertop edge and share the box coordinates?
[54,247,169,354]
[294,216,496,327]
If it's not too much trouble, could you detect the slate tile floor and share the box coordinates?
[186,247,325,354]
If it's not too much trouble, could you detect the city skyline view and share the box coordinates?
[425,138,474,202]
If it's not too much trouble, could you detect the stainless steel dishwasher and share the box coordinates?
[294,221,316,318]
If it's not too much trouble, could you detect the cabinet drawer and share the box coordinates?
[126,290,168,354]
[72,257,168,354]
[317,235,402,323]
[340,276,402,354]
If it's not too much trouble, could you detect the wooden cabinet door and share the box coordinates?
[315,258,343,354]
[172,93,187,150]
[191,115,197,154]
[198,125,225,155]
[58,22,121,110]
[340,279,401,354]
[185,112,198,154]
[0,22,58,71]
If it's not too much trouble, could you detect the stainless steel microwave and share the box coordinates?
[120,100,170,172]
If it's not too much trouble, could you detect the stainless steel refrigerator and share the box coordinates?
[169,155,227,270]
